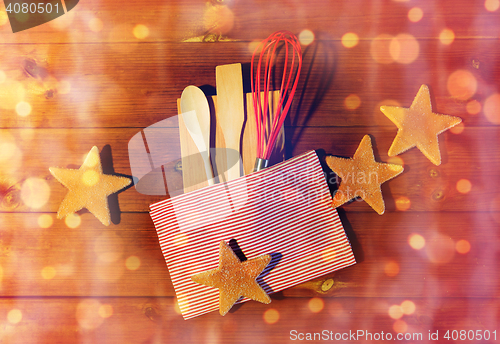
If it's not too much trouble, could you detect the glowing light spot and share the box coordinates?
[395,196,411,211]
[82,170,100,187]
[308,298,324,313]
[439,28,455,45]
[7,309,22,324]
[408,7,423,22]
[203,5,234,35]
[173,301,182,315]
[133,24,149,39]
[65,214,81,228]
[384,261,400,277]
[447,70,477,100]
[263,308,280,324]
[456,239,471,254]
[83,151,100,167]
[0,70,6,83]
[484,93,500,124]
[341,32,359,48]
[76,299,104,330]
[401,300,416,315]
[16,101,31,117]
[321,246,337,262]
[41,266,56,280]
[450,122,465,134]
[49,9,75,30]
[0,11,8,26]
[95,232,124,263]
[456,179,472,194]
[0,142,18,162]
[0,81,25,110]
[98,304,113,318]
[125,256,141,270]
[89,18,103,32]
[21,178,50,209]
[173,232,189,247]
[425,233,455,264]
[393,319,408,333]
[344,94,361,110]
[466,99,481,115]
[58,80,71,94]
[299,29,315,46]
[485,0,500,11]
[408,233,425,250]
[388,305,403,319]
[20,128,35,141]
[387,156,404,167]
[176,293,190,313]
[370,34,394,64]
[390,34,420,64]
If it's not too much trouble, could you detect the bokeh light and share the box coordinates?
[393,319,408,333]
[425,233,455,264]
[65,214,81,228]
[263,308,280,324]
[408,7,423,22]
[21,178,50,209]
[76,299,105,330]
[388,305,403,319]
[299,29,315,46]
[49,9,75,30]
[439,28,455,45]
[98,304,113,318]
[308,298,324,313]
[485,0,500,11]
[89,18,103,32]
[484,93,500,124]
[16,101,32,117]
[133,24,149,39]
[456,239,471,254]
[321,246,337,262]
[7,309,22,324]
[387,156,404,167]
[450,122,464,134]
[125,256,141,270]
[173,232,189,247]
[447,70,477,100]
[95,232,124,263]
[401,300,416,314]
[0,70,6,83]
[408,234,425,250]
[203,5,234,35]
[384,261,400,277]
[390,34,420,64]
[41,266,56,280]
[395,196,411,211]
[370,34,394,64]
[344,94,361,110]
[341,32,359,48]
[466,99,481,115]
[0,11,8,26]
[456,179,472,194]
[0,81,26,110]
[82,170,100,187]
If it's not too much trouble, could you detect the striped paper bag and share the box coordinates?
[150,150,356,319]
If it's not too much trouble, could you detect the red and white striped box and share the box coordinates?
[150,150,356,319]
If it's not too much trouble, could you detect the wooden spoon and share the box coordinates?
[180,85,215,186]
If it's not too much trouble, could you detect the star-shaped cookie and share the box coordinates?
[49,146,131,226]
[326,135,404,215]
[380,84,462,165]
[191,240,271,316]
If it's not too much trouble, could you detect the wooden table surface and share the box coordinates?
[1,0,499,343]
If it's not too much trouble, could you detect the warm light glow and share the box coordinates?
[447,70,477,100]
[401,300,416,315]
[456,179,472,194]
[485,0,500,11]
[0,81,25,110]
[384,261,400,277]
[456,239,471,254]
[7,309,22,324]
[388,305,403,319]
[308,298,324,313]
[125,256,141,270]
[20,128,34,141]
[390,34,420,64]
[0,70,6,83]
[387,156,404,167]
[76,300,104,330]
[21,178,50,209]
[16,101,31,117]
[65,213,81,228]
[395,196,411,211]
[263,308,280,324]
[95,233,124,263]
[98,304,113,318]
[321,247,337,262]
[484,93,500,124]
[466,100,481,115]
[173,232,189,247]
[450,122,465,134]
[173,301,182,315]
[82,170,100,187]
[370,34,394,64]
[58,80,71,94]
[426,233,455,264]
[439,28,455,45]
[0,142,18,162]
[176,293,190,313]
[89,18,103,32]
[41,266,56,280]
[0,11,8,26]
[393,320,408,333]
[299,29,315,46]
[203,5,234,35]
[408,234,425,250]
[84,151,100,167]
[344,94,361,110]
[49,9,75,30]
[133,24,149,39]
[341,32,359,48]
[408,7,423,22]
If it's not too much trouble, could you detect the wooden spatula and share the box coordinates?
[215,63,245,182]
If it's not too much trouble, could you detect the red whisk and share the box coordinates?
[251,30,302,171]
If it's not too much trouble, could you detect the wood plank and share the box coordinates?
[0,212,498,298]
[0,40,498,128]
[0,297,496,343]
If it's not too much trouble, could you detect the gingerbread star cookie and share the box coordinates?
[191,240,271,316]
[49,146,131,226]
[380,85,462,165]
[326,135,404,215]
